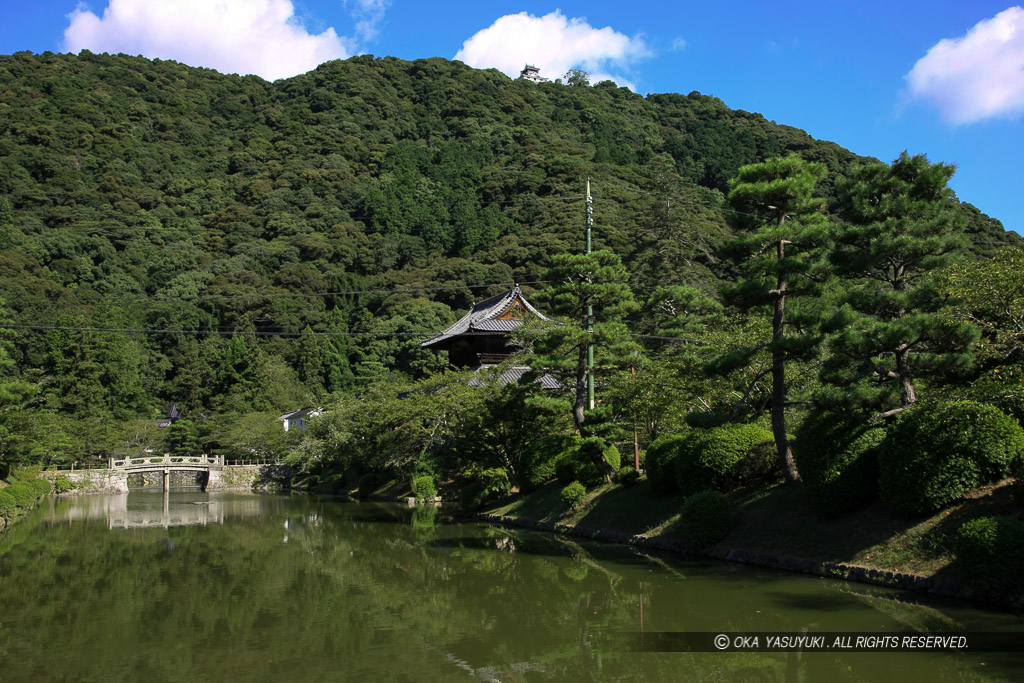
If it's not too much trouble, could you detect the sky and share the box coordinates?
[1,1,1022,235]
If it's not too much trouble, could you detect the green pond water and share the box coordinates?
[0,490,1022,682]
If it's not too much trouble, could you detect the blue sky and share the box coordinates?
[2,1,1023,235]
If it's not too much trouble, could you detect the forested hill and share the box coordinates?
[0,50,1019,439]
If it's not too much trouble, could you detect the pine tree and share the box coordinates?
[526,250,639,478]
[714,155,830,483]
[821,151,978,422]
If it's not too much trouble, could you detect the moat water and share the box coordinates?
[0,490,1021,682]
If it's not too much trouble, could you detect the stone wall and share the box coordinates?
[41,470,129,494]
[207,464,291,491]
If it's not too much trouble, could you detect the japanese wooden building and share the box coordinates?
[420,285,560,388]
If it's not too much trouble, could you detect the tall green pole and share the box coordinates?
[586,179,594,411]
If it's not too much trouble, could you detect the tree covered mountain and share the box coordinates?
[0,50,1019,463]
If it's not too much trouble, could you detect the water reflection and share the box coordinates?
[0,493,1020,683]
[44,490,276,529]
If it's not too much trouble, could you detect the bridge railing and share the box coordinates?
[109,454,224,470]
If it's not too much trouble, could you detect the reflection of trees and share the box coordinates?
[0,496,1016,682]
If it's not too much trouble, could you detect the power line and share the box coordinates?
[5,280,551,304]
[0,322,704,344]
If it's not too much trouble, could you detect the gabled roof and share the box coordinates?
[420,285,553,349]
[278,407,319,422]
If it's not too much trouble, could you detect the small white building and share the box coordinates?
[278,407,321,432]
[518,64,548,83]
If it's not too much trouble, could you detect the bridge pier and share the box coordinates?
[162,469,170,492]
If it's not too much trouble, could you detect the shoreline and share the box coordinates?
[447,507,1024,612]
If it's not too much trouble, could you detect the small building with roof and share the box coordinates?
[421,285,562,390]
[278,407,321,432]
[420,285,553,368]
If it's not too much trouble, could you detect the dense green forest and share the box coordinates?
[0,49,1020,499]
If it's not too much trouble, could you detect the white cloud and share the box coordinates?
[670,37,687,52]
[347,0,390,43]
[906,6,1024,124]
[454,10,649,89]
[63,0,351,81]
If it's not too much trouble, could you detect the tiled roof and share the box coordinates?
[467,366,563,390]
[420,285,553,348]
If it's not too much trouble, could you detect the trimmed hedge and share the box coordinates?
[680,490,731,550]
[879,400,1024,516]
[645,433,688,495]
[411,475,438,500]
[560,481,587,511]
[955,516,1024,594]
[675,423,773,496]
[794,412,885,516]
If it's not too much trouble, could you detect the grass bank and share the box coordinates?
[0,470,52,533]
[480,476,1021,607]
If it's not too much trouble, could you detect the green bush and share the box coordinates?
[459,467,511,511]
[644,434,688,495]
[794,412,885,516]
[357,472,378,499]
[412,475,438,500]
[519,434,578,492]
[560,481,587,511]
[955,516,1024,594]
[737,438,781,483]
[557,437,619,487]
[680,490,731,550]
[617,466,640,487]
[0,489,15,518]
[675,423,773,496]
[53,475,76,494]
[879,400,1024,516]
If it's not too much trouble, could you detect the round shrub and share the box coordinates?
[794,412,885,516]
[519,434,579,492]
[680,490,731,550]
[645,434,688,495]
[617,466,640,487]
[357,472,378,499]
[53,475,76,494]
[675,423,773,496]
[879,400,1024,516]
[955,516,1024,594]
[412,475,438,501]
[560,481,587,511]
